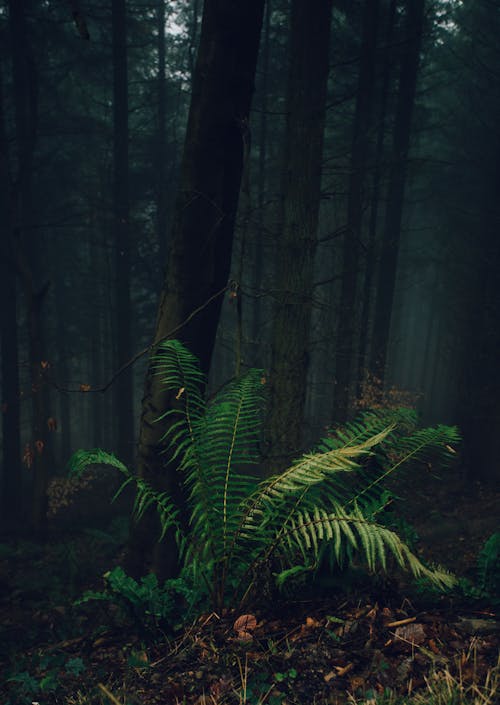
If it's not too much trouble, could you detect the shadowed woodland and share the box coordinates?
[0,1,499,703]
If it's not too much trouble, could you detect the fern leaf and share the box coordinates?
[276,506,456,589]
[67,448,128,478]
[243,426,393,528]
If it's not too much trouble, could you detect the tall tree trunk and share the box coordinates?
[264,0,333,472]
[370,0,426,383]
[112,0,134,466]
[334,0,380,422]
[0,62,22,528]
[251,0,271,357]
[125,0,265,578]
[357,0,397,398]
[9,0,52,536]
[156,0,168,266]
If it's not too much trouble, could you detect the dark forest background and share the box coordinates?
[1,0,499,540]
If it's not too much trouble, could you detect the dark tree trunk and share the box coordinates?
[251,0,271,356]
[458,153,500,484]
[55,276,72,464]
[125,0,265,579]
[156,0,168,266]
[370,0,426,383]
[0,64,22,527]
[112,0,134,467]
[9,0,53,536]
[357,0,397,398]
[334,0,380,422]
[264,0,333,472]
[26,283,51,535]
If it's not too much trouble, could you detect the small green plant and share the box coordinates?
[65,657,87,676]
[243,669,283,705]
[76,565,194,632]
[274,667,297,683]
[69,340,459,611]
[453,531,500,605]
[477,531,500,596]
[6,671,40,699]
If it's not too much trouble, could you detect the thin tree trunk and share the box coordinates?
[125,0,265,579]
[251,0,271,356]
[370,0,426,383]
[112,0,134,466]
[357,0,397,397]
[156,0,168,265]
[55,277,72,463]
[0,63,22,527]
[333,0,380,423]
[9,0,53,536]
[265,0,333,472]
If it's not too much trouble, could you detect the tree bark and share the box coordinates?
[264,0,333,473]
[357,0,397,398]
[126,0,265,578]
[0,63,22,528]
[251,0,271,356]
[9,0,53,536]
[156,0,168,266]
[112,0,134,467]
[370,0,426,383]
[334,0,380,422]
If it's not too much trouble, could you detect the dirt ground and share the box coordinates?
[0,476,498,705]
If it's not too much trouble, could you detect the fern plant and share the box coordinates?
[477,532,500,597]
[68,340,458,610]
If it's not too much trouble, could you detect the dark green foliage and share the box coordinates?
[69,340,458,610]
[76,566,194,633]
[475,532,500,600]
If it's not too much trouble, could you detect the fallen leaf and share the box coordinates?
[428,638,440,654]
[394,622,426,646]
[305,616,321,628]
[234,614,257,633]
[235,630,253,643]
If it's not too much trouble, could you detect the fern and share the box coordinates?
[477,532,500,595]
[69,340,459,609]
[67,448,129,478]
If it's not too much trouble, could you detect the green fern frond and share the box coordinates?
[477,532,500,593]
[315,408,416,454]
[277,505,456,590]
[132,478,180,541]
[243,425,393,528]
[383,424,460,470]
[200,369,265,543]
[153,339,206,435]
[67,448,129,478]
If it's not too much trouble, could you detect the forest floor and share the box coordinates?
[0,474,498,705]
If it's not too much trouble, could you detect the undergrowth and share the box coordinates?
[69,340,459,611]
